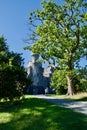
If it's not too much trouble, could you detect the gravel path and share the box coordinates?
[35,95,87,116]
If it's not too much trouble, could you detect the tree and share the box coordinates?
[51,67,87,94]
[25,0,87,95]
[0,36,31,101]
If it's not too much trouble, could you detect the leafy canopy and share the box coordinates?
[25,0,87,94]
[26,0,87,69]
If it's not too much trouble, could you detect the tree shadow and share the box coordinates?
[0,97,87,130]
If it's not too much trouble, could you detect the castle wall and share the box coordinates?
[27,54,54,94]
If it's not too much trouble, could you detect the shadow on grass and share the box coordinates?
[42,97,87,115]
[0,96,87,130]
[75,97,87,101]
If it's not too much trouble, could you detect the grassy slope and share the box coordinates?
[47,92,87,101]
[0,95,87,130]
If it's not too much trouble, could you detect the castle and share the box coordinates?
[27,53,54,94]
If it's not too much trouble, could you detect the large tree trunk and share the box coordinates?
[66,75,74,95]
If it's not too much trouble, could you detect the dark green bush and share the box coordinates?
[0,36,32,102]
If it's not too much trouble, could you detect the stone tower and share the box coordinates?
[27,53,54,94]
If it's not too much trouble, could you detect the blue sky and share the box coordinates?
[0,0,86,67]
[0,0,42,67]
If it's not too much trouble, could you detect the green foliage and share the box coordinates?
[77,66,87,92]
[0,36,31,101]
[51,68,87,94]
[51,70,67,94]
[25,0,87,95]
[27,0,87,63]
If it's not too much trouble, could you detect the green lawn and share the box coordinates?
[0,95,87,130]
[47,92,87,101]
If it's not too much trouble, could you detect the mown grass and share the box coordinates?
[0,95,87,130]
[47,92,87,101]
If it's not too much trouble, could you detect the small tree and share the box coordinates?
[51,70,67,94]
[25,0,87,95]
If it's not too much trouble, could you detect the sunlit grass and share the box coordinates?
[0,95,87,130]
[0,113,12,123]
[47,92,87,101]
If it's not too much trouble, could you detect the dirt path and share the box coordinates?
[35,95,87,116]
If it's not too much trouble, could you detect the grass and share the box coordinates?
[47,92,87,101]
[0,95,87,130]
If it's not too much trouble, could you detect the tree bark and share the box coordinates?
[66,75,74,95]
